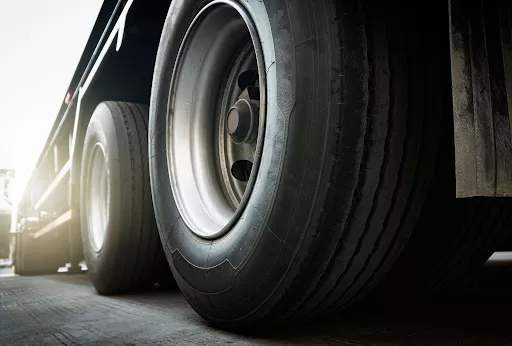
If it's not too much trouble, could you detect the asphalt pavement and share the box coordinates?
[1,254,512,345]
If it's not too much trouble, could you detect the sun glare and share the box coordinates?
[0,0,103,202]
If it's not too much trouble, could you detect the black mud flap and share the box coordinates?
[450,0,512,197]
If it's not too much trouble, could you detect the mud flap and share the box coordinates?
[450,0,512,197]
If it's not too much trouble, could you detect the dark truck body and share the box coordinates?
[14,0,512,271]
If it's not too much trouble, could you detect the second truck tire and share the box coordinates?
[80,101,170,295]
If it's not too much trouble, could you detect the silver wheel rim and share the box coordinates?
[167,1,266,239]
[86,143,110,252]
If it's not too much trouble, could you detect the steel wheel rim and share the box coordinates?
[87,143,110,252]
[167,1,266,239]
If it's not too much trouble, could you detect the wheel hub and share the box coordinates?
[226,98,258,144]
[87,143,109,252]
[166,1,266,239]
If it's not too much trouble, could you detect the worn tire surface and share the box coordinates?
[81,101,169,295]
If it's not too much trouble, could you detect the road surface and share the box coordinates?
[1,254,512,345]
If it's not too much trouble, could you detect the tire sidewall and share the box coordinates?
[80,103,124,285]
[150,0,333,321]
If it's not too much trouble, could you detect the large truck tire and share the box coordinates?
[369,1,512,299]
[149,0,446,329]
[80,101,170,295]
[373,104,512,300]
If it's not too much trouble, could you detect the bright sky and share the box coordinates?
[0,0,103,195]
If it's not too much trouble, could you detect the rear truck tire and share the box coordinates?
[366,2,512,300]
[15,218,65,276]
[374,80,512,300]
[149,0,448,329]
[80,101,171,295]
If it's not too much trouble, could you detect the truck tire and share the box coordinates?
[372,106,512,300]
[149,0,445,329]
[15,219,65,276]
[366,1,512,299]
[15,239,64,276]
[80,101,169,294]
